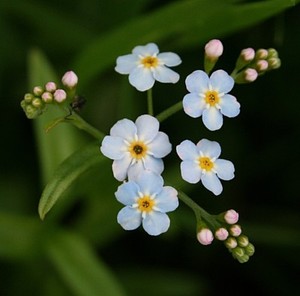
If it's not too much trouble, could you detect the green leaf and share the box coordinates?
[38,142,105,220]
[45,231,126,296]
[73,0,295,88]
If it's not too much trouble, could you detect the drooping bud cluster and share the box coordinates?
[21,71,78,119]
[233,47,281,84]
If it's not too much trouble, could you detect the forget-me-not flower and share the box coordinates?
[100,114,172,181]
[115,43,182,91]
[115,171,179,236]
[176,138,235,195]
[183,70,240,131]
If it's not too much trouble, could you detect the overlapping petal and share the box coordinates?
[129,67,155,92]
[135,114,159,142]
[155,187,179,212]
[176,140,199,160]
[115,181,139,205]
[135,171,163,196]
[183,93,205,118]
[202,107,223,131]
[196,139,221,159]
[219,94,240,117]
[153,66,180,84]
[115,54,138,74]
[148,132,172,158]
[201,172,223,195]
[214,159,235,180]
[142,212,170,236]
[100,136,126,160]
[110,118,137,139]
[117,207,142,230]
[210,70,234,93]
[158,52,182,66]
[185,70,209,93]
[180,161,201,184]
[133,43,159,56]
[112,153,132,181]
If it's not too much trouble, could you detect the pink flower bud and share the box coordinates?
[240,48,255,62]
[224,209,239,224]
[54,89,67,103]
[229,224,242,237]
[205,39,223,59]
[62,71,78,88]
[256,60,268,72]
[215,228,229,241]
[33,86,43,96]
[256,49,268,59]
[45,82,57,92]
[244,68,258,82]
[41,91,53,103]
[197,228,214,245]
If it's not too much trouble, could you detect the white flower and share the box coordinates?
[115,43,182,91]
[176,138,235,195]
[115,171,179,236]
[100,114,172,181]
[183,70,240,131]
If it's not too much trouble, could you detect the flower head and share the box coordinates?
[115,43,182,91]
[176,138,235,195]
[62,71,78,88]
[100,114,172,181]
[183,70,240,131]
[224,209,239,224]
[115,171,179,236]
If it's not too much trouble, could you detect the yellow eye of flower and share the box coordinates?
[141,56,159,68]
[137,195,155,212]
[199,156,214,171]
[205,90,220,106]
[129,141,148,159]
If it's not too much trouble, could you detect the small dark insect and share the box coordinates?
[70,95,86,112]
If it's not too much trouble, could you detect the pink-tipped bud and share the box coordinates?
[205,39,223,60]
[62,71,78,88]
[45,82,57,93]
[225,237,238,249]
[41,91,53,103]
[256,60,269,72]
[229,224,242,237]
[256,49,268,59]
[241,48,255,62]
[197,228,214,245]
[244,68,258,82]
[224,209,239,224]
[33,86,43,96]
[54,89,67,103]
[215,228,229,241]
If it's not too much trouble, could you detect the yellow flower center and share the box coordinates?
[128,141,148,160]
[199,156,214,171]
[141,56,158,68]
[137,195,155,213]
[205,90,220,106]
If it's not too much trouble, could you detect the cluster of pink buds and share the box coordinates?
[21,71,78,119]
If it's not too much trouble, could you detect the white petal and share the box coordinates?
[112,153,132,181]
[214,159,235,180]
[152,66,180,84]
[117,207,142,230]
[196,139,221,159]
[135,114,159,142]
[183,93,205,118]
[143,156,164,175]
[176,140,198,161]
[129,67,155,91]
[142,212,170,236]
[155,186,179,212]
[210,70,234,93]
[115,54,138,74]
[148,132,172,158]
[127,161,145,181]
[202,107,223,131]
[100,136,126,160]
[115,181,140,205]
[158,52,182,66]
[219,94,240,118]
[136,171,163,196]
[110,118,137,140]
[185,70,209,93]
[132,43,159,56]
[201,172,223,195]
[180,161,201,184]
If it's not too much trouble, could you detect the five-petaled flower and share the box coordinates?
[100,114,172,181]
[176,138,235,195]
[183,70,240,131]
[115,43,182,91]
[115,171,179,236]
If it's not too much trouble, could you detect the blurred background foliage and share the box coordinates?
[0,0,299,295]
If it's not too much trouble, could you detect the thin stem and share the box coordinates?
[156,100,183,123]
[147,88,154,116]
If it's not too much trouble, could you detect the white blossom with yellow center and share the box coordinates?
[115,43,182,91]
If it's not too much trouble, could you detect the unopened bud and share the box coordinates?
[54,89,67,103]
[268,58,281,70]
[256,49,268,59]
[224,209,239,224]
[32,98,43,108]
[24,93,34,103]
[256,60,269,72]
[245,243,255,256]
[45,82,57,92]
[244,68,258,82]
[215,228,229,241]
[41,92,53,103]
[225,237,238,249]
[33,86,43,96]
[197,228,214,245]
[241,48,255,62]
[62,71,78,88]
[237,254,250,263]
[205,39,223,60]
[237,235,249,247]
[232,247,245,258]
[267,48,278,58]
[229,224,242,237]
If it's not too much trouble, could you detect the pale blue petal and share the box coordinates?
[180,161,201,184]
[112,153,132,181]
[185,70,209,93]
[133,43,159,56]
[158,52,182,66]
[219,94,240,118]
[176,140,198,161]
[110,118,137,140]
[183,93,205,118]
[210,70,234,93]
[127,160,145,181]
[135,114,159,142]
[115,54,138,74]
[201,172,223,195]
[202,107,223,131]
[142,212,170,236]
[117,207,142,230]
[143,156,164,175]
[136,171,163,196]
[152,66,180,83]
[148,132,172,158]
[129,67,155,91]
[100,136,126,160]
[214,159,235,180]
[115,181,140,205]
[196,139,221,159]
[155,186,179,212]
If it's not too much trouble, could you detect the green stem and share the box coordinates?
[156,101,183,123]
[147,88,154,116]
